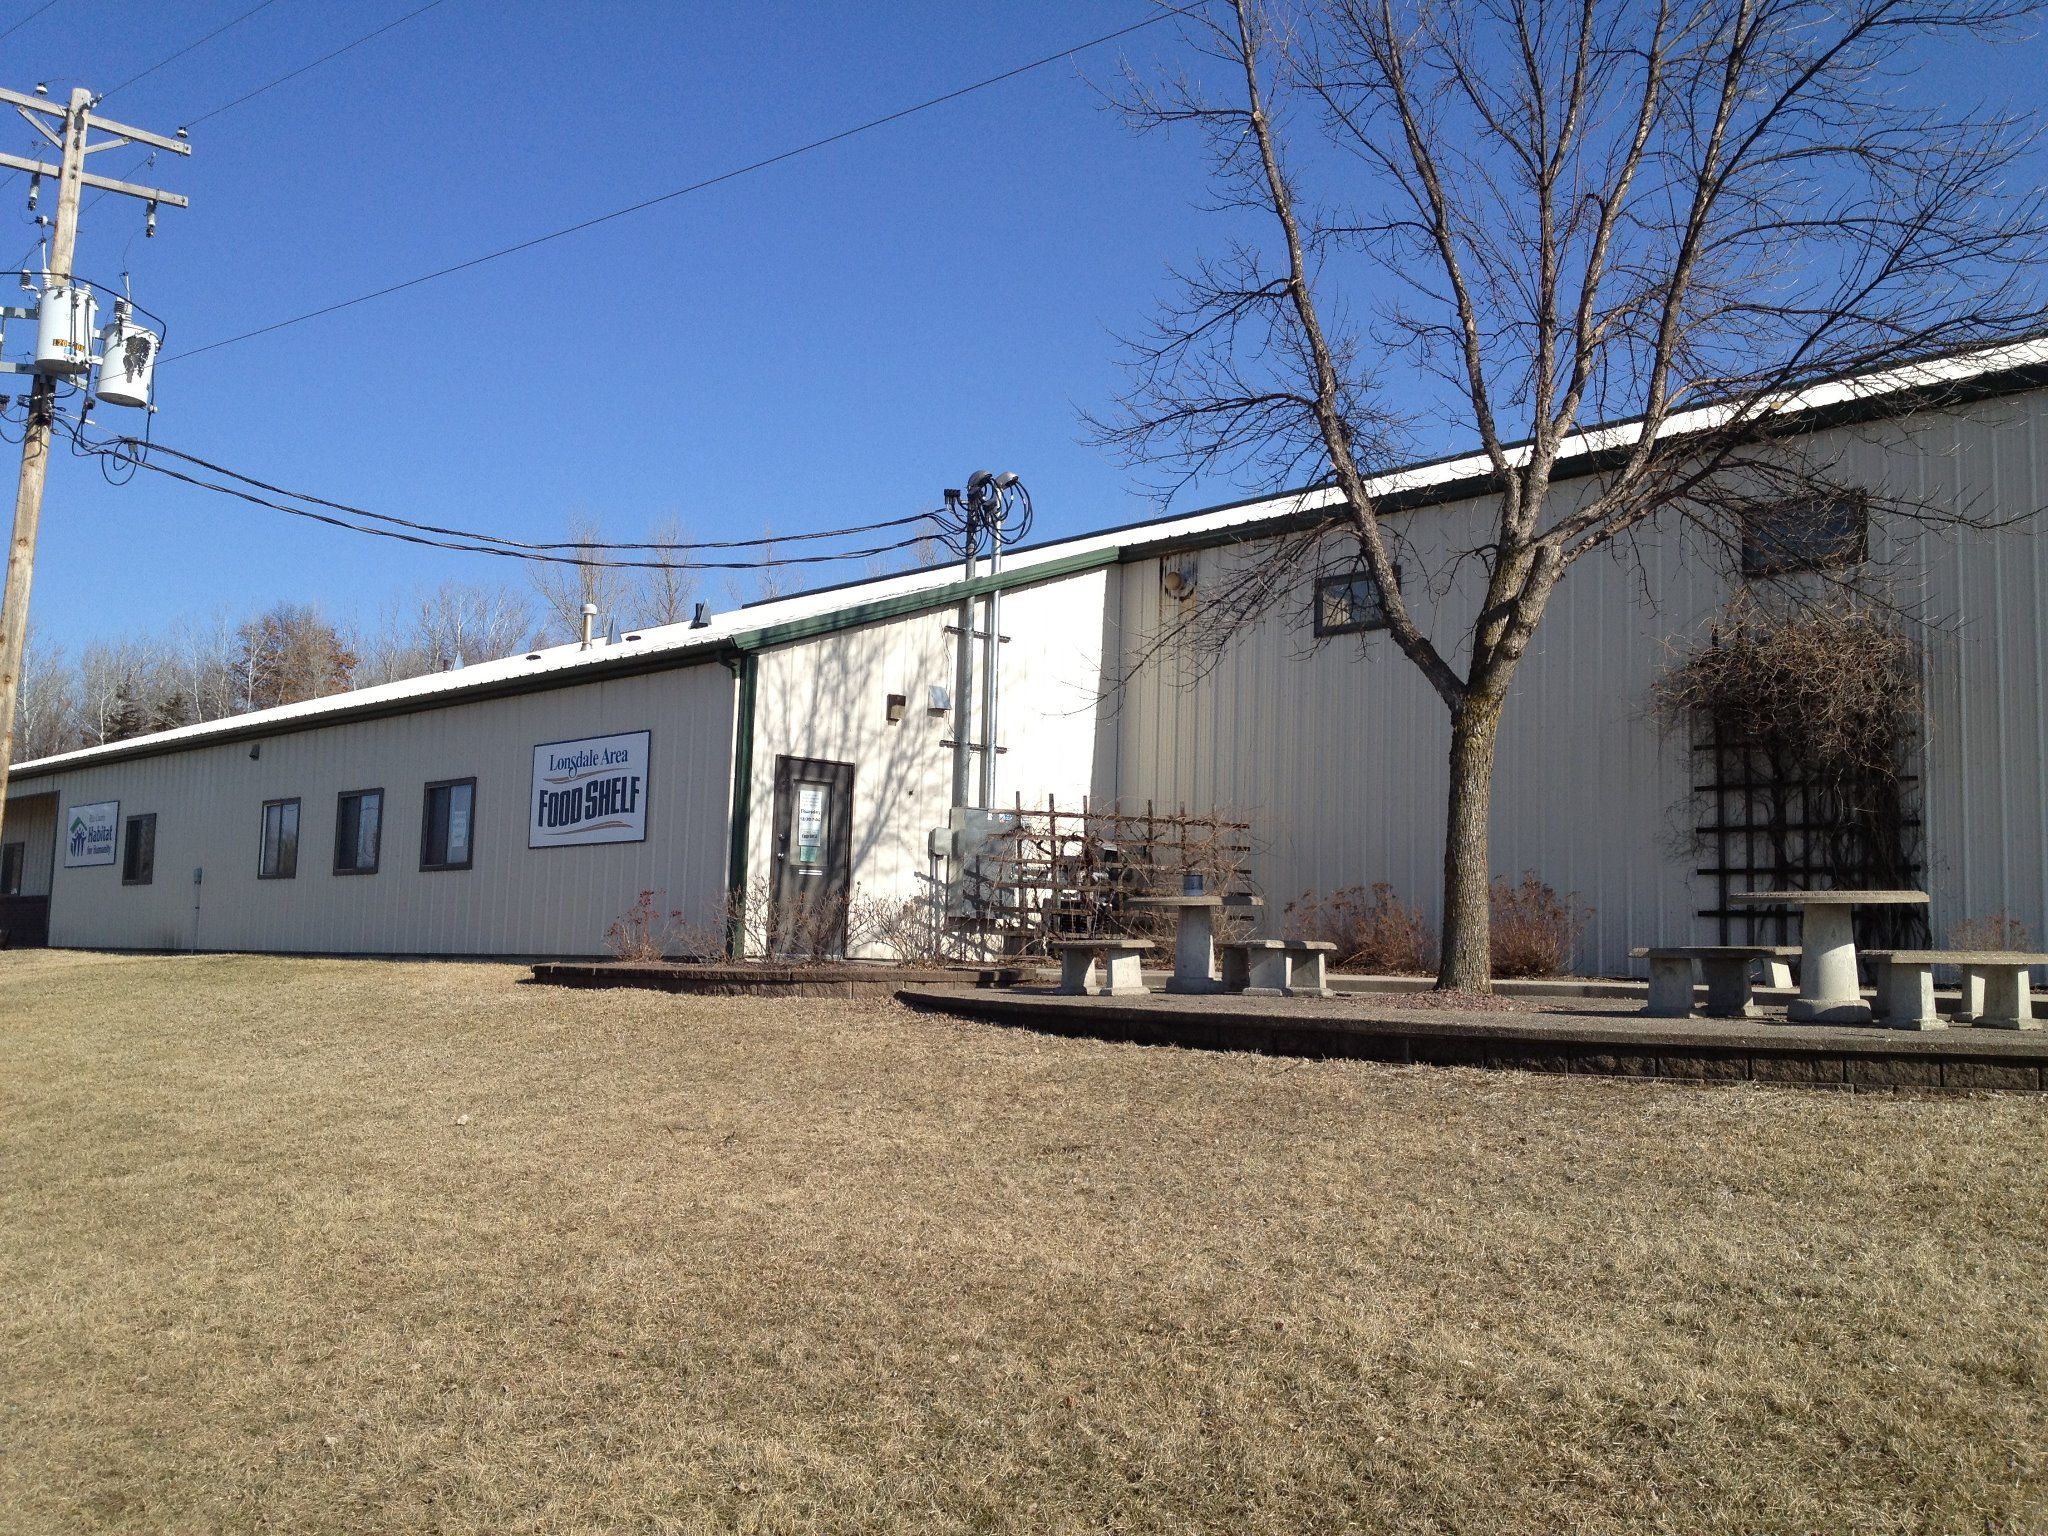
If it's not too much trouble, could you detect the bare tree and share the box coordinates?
[163,608,243,725]
[12,624,74,761]
[237,603,357,712]
[74,638,164,748]
[638,518,698,629]
[358,581,535,684]
[1099,0,2043,989]
[529,515,639,644]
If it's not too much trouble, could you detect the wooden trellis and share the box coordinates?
[954,796,1256,955]
[1693,726,1928,951]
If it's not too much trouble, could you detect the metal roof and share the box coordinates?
[13,331,2048,784]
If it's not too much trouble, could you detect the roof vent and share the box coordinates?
[690,602,711,629]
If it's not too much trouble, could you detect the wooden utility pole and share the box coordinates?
[0,85,188,845]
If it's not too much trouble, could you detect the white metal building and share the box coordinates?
[8,339,2048,972]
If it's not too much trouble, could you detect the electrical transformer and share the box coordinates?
[33,283,95,374]
[96,303,158,408]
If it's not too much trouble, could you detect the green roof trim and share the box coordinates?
[6,548,1122,780]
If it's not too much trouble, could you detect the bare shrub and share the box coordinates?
[661,880,951,967]
[847,889,945,966]
[604,890,684,962]
[1655,593,1927,943]
[1653,593,1922,776]
[1488,873,1591,979]
[1948,912,2031,952]
[1284,883,1437,974]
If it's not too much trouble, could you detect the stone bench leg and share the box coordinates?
[1880,960,1942,1030]
[1100,947,1150,999]
[1976,966,2039,1030]
[1057,948,1098,997]
[1242,948,1291,997]
[1954,969,1987,1024]
[1220,947,1250,992]
[1761,956,1795,989]
[1645,955,1695,1017]
[1699,956,1757,1019]
[1285,950,1331,998]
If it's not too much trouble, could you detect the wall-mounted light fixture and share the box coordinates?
[248,743,261,761]
[886,692,907,724]
[927,684,951,715]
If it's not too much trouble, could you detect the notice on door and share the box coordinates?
[529,730,649,849]
[64,799,119,867]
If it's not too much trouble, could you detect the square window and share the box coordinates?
[122,814,155,886]
[1741,493,1868,576]
[334,789,383,875]
[259,798,300,880]
[421,778,475,871]
[1314,565,1401,636]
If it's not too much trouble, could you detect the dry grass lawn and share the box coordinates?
[1,950,2043,1534]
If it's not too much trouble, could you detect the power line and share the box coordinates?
[166,0,1210,364]
[101,0,288,100]
[119,437,940,552]
[79,3,455,222]
[183,0,453,129]
[0,0,65,46]
[71,424,947,572]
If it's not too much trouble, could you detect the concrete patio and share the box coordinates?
[896,985,2048,1092]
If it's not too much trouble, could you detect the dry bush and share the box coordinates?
[1488,872,1591,978]
[847,889,946,966]
[1284,883,1437,973]
[604,890,685,962]
[1948,912,2031,952]
[1653,592,1922,771]
[660,880,950,967]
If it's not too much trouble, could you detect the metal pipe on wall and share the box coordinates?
[978,524,1003,808]
[950,520,978,809]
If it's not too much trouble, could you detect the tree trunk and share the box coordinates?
[1437,694,1504,992]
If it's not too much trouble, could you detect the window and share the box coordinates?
[1741,493,1868,576]
[1,841,22,895]
[259,798,300,879]
[420,778,475,871]
[1314,565,1401,636]
[333,789,383,875]
[121,814,156,886]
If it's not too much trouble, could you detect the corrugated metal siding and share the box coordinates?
[744,570,1112,956]
[3,792,56,896]
[13,385,2048,971]
[1111,389,2048,973]
[30,664,735,955]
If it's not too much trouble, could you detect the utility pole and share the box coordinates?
[0,85,188,845]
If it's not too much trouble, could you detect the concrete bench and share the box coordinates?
[1631,946,1802,1019]
[1219,938,1338,998]
[1863,949,2048,1031]
[1048,938,1156,998]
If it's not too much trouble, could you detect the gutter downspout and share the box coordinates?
[723,649,759,960]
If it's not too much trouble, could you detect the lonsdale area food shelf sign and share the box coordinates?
[529,730,649,849]
[64,800,119,867]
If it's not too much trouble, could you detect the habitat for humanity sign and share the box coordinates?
[64,800,119,867]
[529,730,649,849]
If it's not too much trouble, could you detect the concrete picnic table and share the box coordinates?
[1729,889,1929,1024]
[1127,894,1265,994]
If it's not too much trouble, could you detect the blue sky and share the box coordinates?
[3,1,2044,654]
